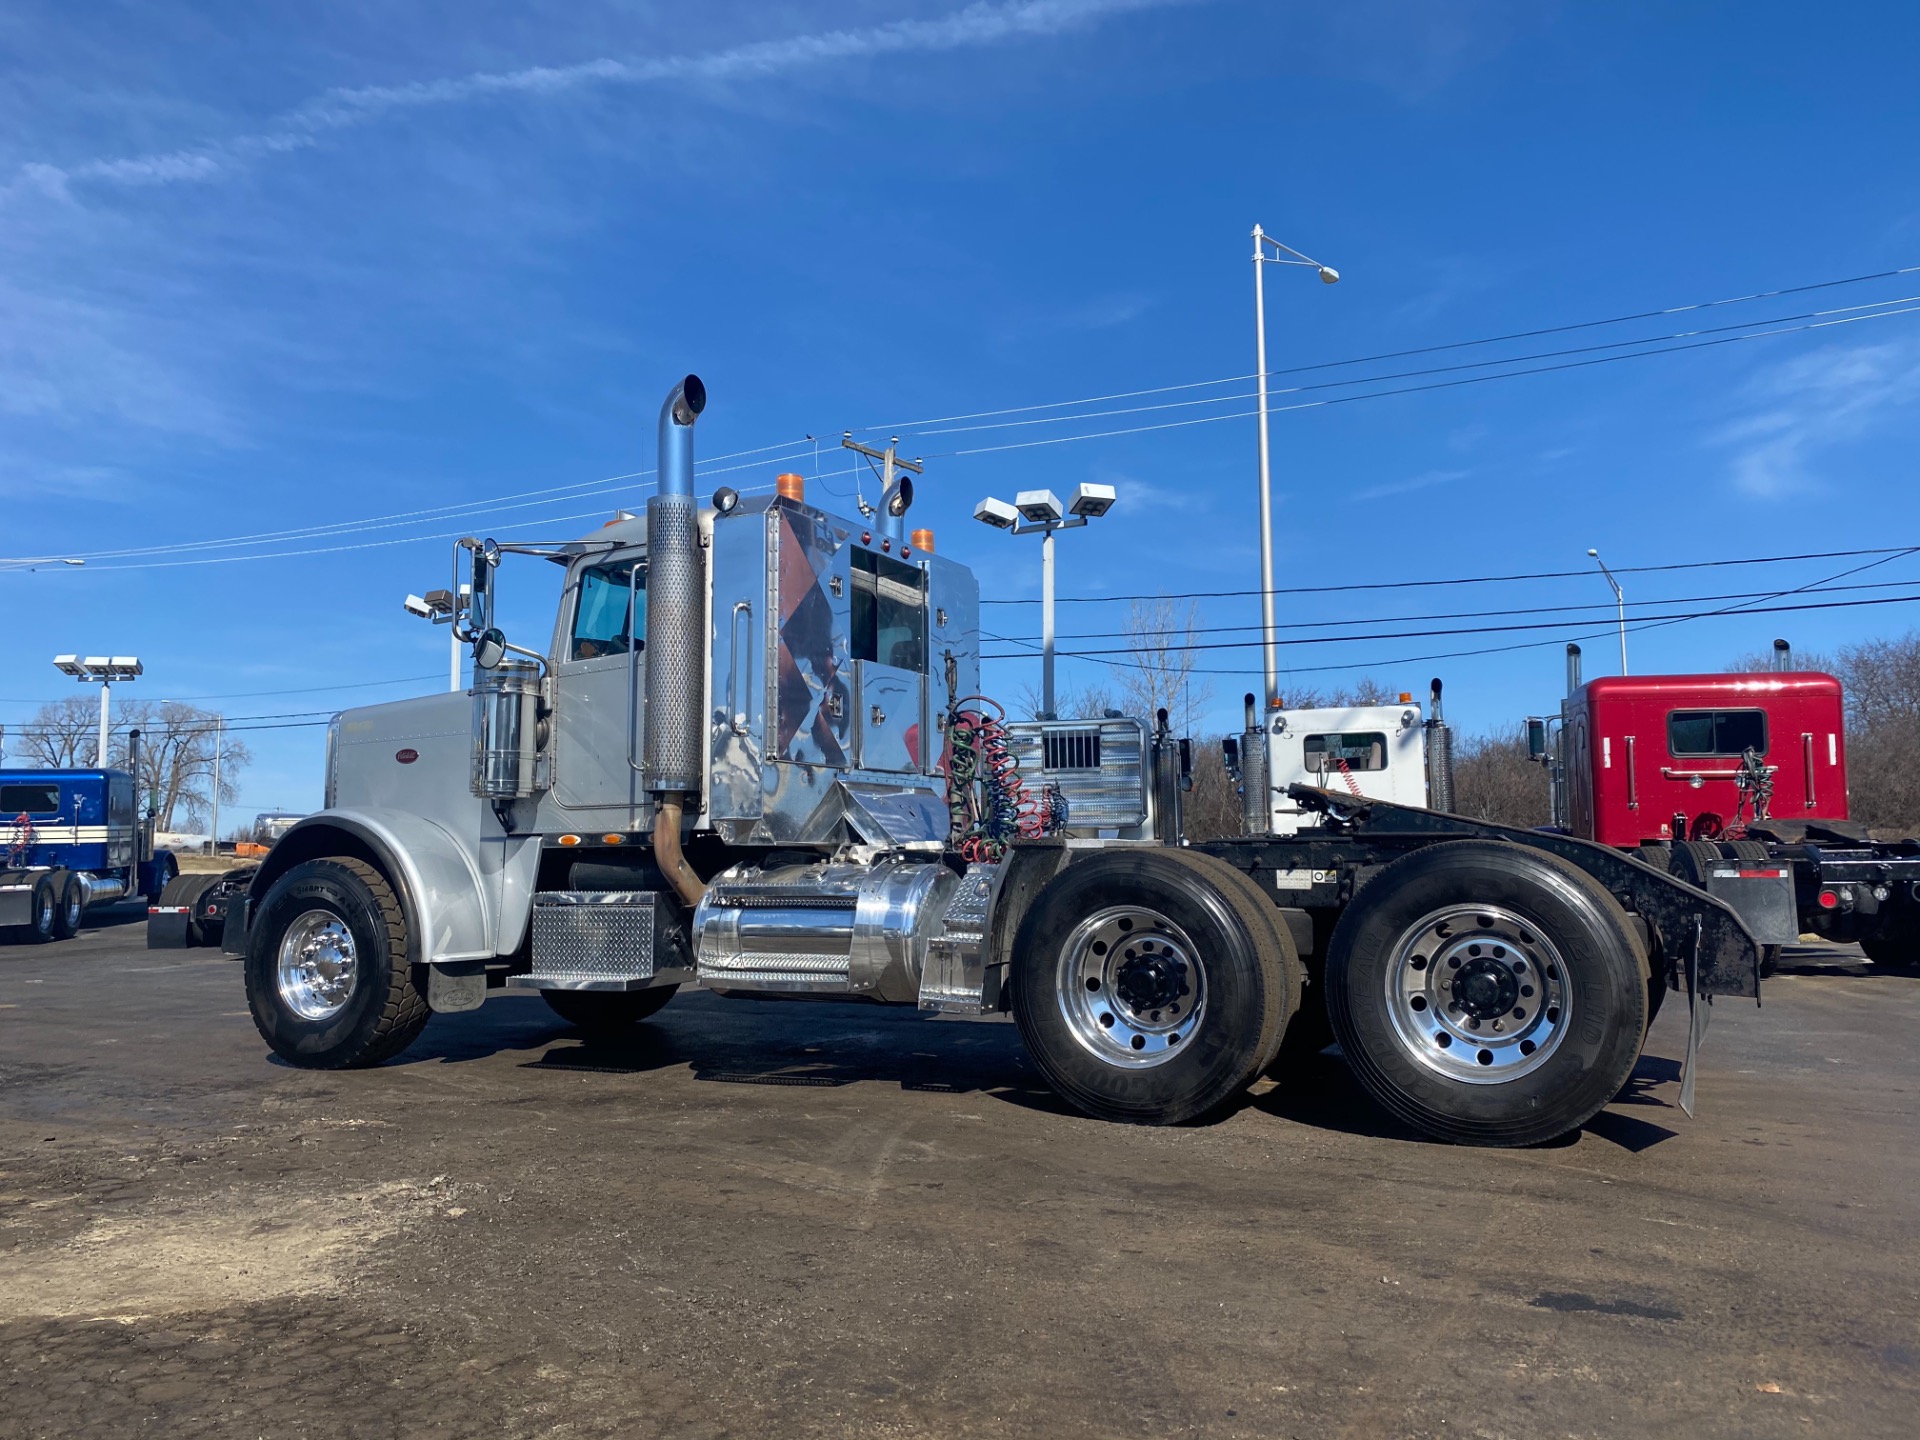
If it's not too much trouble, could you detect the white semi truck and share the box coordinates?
[184,377,1765,1146]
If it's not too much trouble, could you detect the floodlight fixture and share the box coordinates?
[974,496,1019,530]
[403,594,435,619]
[1014,489,1065,526]
[52,652,142,765]
[1068,482,1116,519]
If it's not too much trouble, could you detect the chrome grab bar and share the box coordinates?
[1660,765,1779,781]
[627,566,646,774]
[727,601,754,736]
[1802,732,1816,809]
[1625,734,1638,810]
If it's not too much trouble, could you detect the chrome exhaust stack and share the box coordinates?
[646,375,709,906]
[1565,642,1583,695]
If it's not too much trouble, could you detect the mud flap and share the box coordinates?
[147,906,191,948]
[1680,917,1710,1118]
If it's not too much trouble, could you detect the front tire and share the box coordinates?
[541,986,677,1034]
[1011,850,1294,1125]
[1325,841,1648,1147]
[245,857,429,1068]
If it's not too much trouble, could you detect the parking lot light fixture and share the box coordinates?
[52,654,142,766]
[973,486,1121,719]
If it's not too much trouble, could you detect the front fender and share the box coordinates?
[251,809,495,963]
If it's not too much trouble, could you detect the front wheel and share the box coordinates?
[541,986,677,1034]
[245,857,429,1067]
[1325,841,1648,1147]
[1011,850,1295,1126]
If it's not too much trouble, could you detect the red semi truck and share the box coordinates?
[1533,642,1920,971]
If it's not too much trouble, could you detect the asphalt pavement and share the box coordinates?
[1,907,1915,1439]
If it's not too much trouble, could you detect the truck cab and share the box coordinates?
[1555,672,1848,846]
[2,766,175,941]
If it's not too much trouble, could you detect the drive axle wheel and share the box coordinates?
[245,857,429,1068]
[21,877,57,943]
[52,873,84,940]
[1861,922,1920,974]
[1325,841,1648,1147]
[1012,850,1294,1126]
[542,986,678,1034]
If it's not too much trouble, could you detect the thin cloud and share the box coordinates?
[1351,468,1470,501]
[12,0,1190,198]
[1715,338,1920,500]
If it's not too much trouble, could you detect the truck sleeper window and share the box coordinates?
[1667,708,1768,757]
[1,784,61,814]
[851,549,926,673]
[1304,732,1388,773]
[571,562,644,661]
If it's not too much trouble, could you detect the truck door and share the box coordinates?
[849,548,929,773]
[550,553,649,825]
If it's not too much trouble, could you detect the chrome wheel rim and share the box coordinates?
[277,909,359,1021]
[34,889,53,932]
[1056,905,1207,1069]
[1384,904,1569,1084]
[63,888,81,928]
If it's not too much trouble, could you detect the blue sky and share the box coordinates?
[4,0,1919,820]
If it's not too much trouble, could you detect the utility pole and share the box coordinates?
[1251,226,1340,714]
[841,435,924,543]
[210,714,224,854]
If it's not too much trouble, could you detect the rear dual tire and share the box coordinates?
[1324,841,1648,1148]
[1012,850,1297,1126]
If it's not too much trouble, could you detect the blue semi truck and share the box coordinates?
[0,740,245,942]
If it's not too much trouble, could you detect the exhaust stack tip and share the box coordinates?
[671,374,706,425]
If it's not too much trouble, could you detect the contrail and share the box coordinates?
[18,0,1188,197]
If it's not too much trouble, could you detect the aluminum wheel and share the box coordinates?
[1056,905,1208,1069]
[277,908,359,1021]
[1383,904,1569,1084]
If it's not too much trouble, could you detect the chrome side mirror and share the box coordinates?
[473,627,508,671]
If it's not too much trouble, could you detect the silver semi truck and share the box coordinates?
[205,376,1763,1146]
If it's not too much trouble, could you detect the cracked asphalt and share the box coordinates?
[1,908,1915,1439]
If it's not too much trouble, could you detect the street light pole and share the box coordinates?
[1041,526,1056,718]
[1252,225,1339,713]
[1587,548,1628,675]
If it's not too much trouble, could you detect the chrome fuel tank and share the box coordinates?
[692,858,958,1002]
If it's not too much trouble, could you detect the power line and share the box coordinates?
[983,590,1920,660]
[906,293,1920,440]
[978,544,1920,606]
[860,262,1920,433]
[931,300,1920,460]
[984,576,1920,643]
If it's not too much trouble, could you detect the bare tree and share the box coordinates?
[1118,597,1214,734]
[1012,682,1120,722]
[110,702,251,831]
[1184,742,1244,842]
[18,696,99,768]
[1452,727,1549,827]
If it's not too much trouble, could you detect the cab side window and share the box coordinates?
[1667,708,1767,756]
[571,562,644,661]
